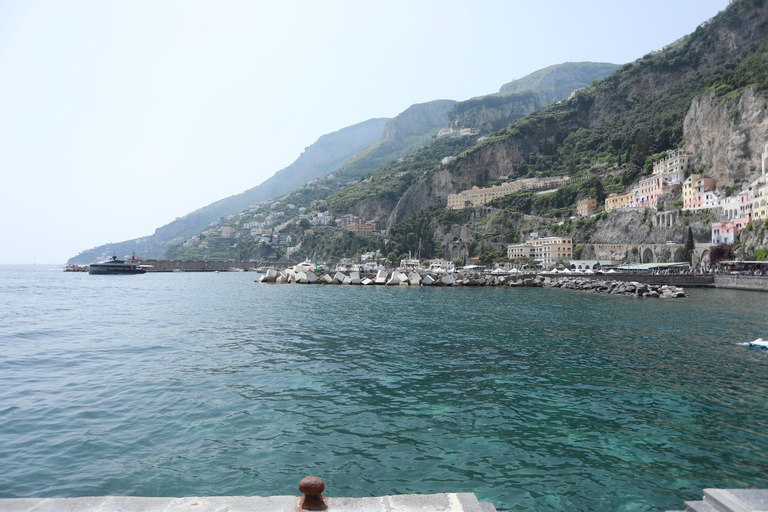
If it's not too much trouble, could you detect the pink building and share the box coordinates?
[683,176,716,209]
[711,216,750,245]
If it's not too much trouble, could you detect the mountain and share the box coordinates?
[498,62,620,103]
[330,100,457,182]
[323,62,622,219]
[287,0,768,264]
[67,117,389,264]
[361,0,763,229]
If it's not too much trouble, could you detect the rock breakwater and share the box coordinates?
[256,266,686,298]
[551,277,686,298]
[255,267,548,287]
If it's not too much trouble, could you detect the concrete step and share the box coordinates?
[684,501,719,512]
[703,489,768,512]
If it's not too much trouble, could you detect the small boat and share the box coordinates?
[89,255,146,275]
[748,338,768,348]
[228,267,244,272]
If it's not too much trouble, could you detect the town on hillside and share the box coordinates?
[160,139,768,274]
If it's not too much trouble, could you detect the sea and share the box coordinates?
[1,264,768,511]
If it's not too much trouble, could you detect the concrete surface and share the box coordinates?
[0,492,497,512]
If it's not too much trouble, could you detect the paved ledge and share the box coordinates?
[0,492,497,512]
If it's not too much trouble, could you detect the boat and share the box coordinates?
[88,255,146,275]
[748,338,768,349]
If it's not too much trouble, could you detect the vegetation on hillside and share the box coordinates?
[322,136,478,213]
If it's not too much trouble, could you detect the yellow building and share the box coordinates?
[446,182,522,209]
[577,198,597,216]
[446,176,571,210]
[604,192,634,211]
[752,182,768,220]
[507,236,572,267]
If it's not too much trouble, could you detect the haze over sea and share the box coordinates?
[2,265,768,511]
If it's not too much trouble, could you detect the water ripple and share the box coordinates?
[2,267,768,511]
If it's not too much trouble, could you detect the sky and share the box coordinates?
[0,0,728,264]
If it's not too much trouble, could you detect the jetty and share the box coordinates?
[255,266,688,298]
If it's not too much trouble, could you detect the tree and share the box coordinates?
[709,244,734,266]
[683,227,695,264]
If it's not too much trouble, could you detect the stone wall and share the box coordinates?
[714,274,768,291]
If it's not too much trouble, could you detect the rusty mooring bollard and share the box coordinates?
[297,475,327,511]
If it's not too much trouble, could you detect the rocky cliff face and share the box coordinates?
[382,100,456,140]
[448,94,539,132]
[684,86,768,189]
[386,142,528,229]
[499,62,620,104]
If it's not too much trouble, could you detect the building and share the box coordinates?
[683,175,716,209]
[447,182,520,209]
[576,198,597,216]
[446,176,571,210]
[712,217,751,244]
[605,192,634,211]
[507,235,572,267]
[752,182,768,220]
[348,222,374,236]
[652,149,690,182]
[220,227,235,238]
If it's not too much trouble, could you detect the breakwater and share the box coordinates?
[256,267,687,297]
[551,276,686,298]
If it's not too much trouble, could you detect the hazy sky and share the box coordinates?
[0,0,727,264]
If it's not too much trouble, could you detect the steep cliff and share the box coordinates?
[332,100,457,181]
[684,86,768,188]
[448,92,539,132]
[382,100,456,140]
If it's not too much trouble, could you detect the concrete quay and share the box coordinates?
[0,492,496,512]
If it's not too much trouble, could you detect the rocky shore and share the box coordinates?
[255,267,686,298]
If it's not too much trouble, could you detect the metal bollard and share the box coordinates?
[297,476,327,511]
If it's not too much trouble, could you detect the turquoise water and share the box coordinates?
[1,265,768,511]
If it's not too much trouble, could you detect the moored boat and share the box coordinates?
[88,255,146,275]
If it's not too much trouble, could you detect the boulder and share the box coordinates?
[334,271,346,283]
[421,275,435,285]
[408,272,421,286]
[361,278,374,285]
[375,270,388,284]
[441,275,456,286]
